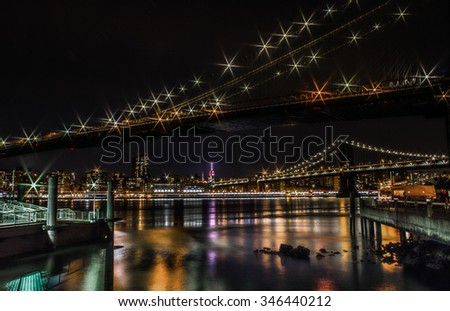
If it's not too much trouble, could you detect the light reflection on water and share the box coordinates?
[0,198,449,290]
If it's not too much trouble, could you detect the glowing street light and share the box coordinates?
[295,12,318,35]
[219,53,239,77]
[373,23,381,31]
[178,84,187,94]
[192,75,203,88]
[254,34,276,59]
[273,24,295,46]
[307,50,321,66]
[241,83,252,94]
[288,57,304,75]
[348,31,361,44]
[337,74,357,92]
[394,7,410,22]
[323,3,336,18]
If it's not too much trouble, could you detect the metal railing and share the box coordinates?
[361,198,450,219]
[0,201,96,227]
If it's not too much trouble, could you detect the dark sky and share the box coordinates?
[0,0,449,178]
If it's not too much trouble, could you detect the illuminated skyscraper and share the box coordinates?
[133,154,150,180]
[208,162,215,183]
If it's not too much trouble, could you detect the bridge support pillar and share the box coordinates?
[348,175,357,195]
[426,200,433,218]
[104,179,115,290]
[349,192,356,236]
[368,220,375,240]
[360,217,366,237]
[107,180,114,222]
[399,230,407,246]
[337,174,358,198]
[106,180,115,240]
[17,185,25,202]
[46,176,58,248]
[337,175,349,197]
[375,222,382,250]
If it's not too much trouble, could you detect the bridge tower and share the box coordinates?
[337,143,357,197]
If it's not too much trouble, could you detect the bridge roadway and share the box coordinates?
[0,81,446,158]
[211,158,449,187]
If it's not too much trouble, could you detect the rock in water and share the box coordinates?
[319,248,328,253]
[288,245,310,259]
[279,244,294,254]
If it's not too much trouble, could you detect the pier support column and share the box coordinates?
[337,175,349,197]
[107,180,114,222]
[399,230,407,246]
[349,192,356,236]
[360,217,366,237]
[47,176,58,248]
[368,220,375,239]
[375,222,382,251]
[104,180,115,290]
[106,180,115,239]
[17,185,25,202]
[426,199,433,218]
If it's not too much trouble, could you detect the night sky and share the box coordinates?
[0,0,449,178]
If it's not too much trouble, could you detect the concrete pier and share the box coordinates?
[0,177,111,259]
[46,176,58,248]
[361,205,450,245]
[0,222,109,258]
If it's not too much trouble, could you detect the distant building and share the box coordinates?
[49,170,76,193]
[1,169,26,193]
[0,170,13,191]
[131,154,150,191]
[111,172,126,192]
[126,177,141,191]
[133,154,150,180]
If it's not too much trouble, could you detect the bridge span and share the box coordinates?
[0,79,447,159]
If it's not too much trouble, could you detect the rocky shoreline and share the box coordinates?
[379,240,450,270]
[254,240,450,271]
[254,244,311,259]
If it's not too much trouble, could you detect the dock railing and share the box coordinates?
[0,200,94,227]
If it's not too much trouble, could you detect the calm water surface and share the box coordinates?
[0,198,448,290]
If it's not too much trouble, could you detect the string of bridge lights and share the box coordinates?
[90,0,392,127]
[166,0,396,114]
[144,0,414,129]
[77,0,380,132]
[268,139,449,177]
[339,139,448,160]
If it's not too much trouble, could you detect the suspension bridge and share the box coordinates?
[211,138,449,194]
[0,0,448,158]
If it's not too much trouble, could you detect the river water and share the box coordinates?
[0,198,448,290]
